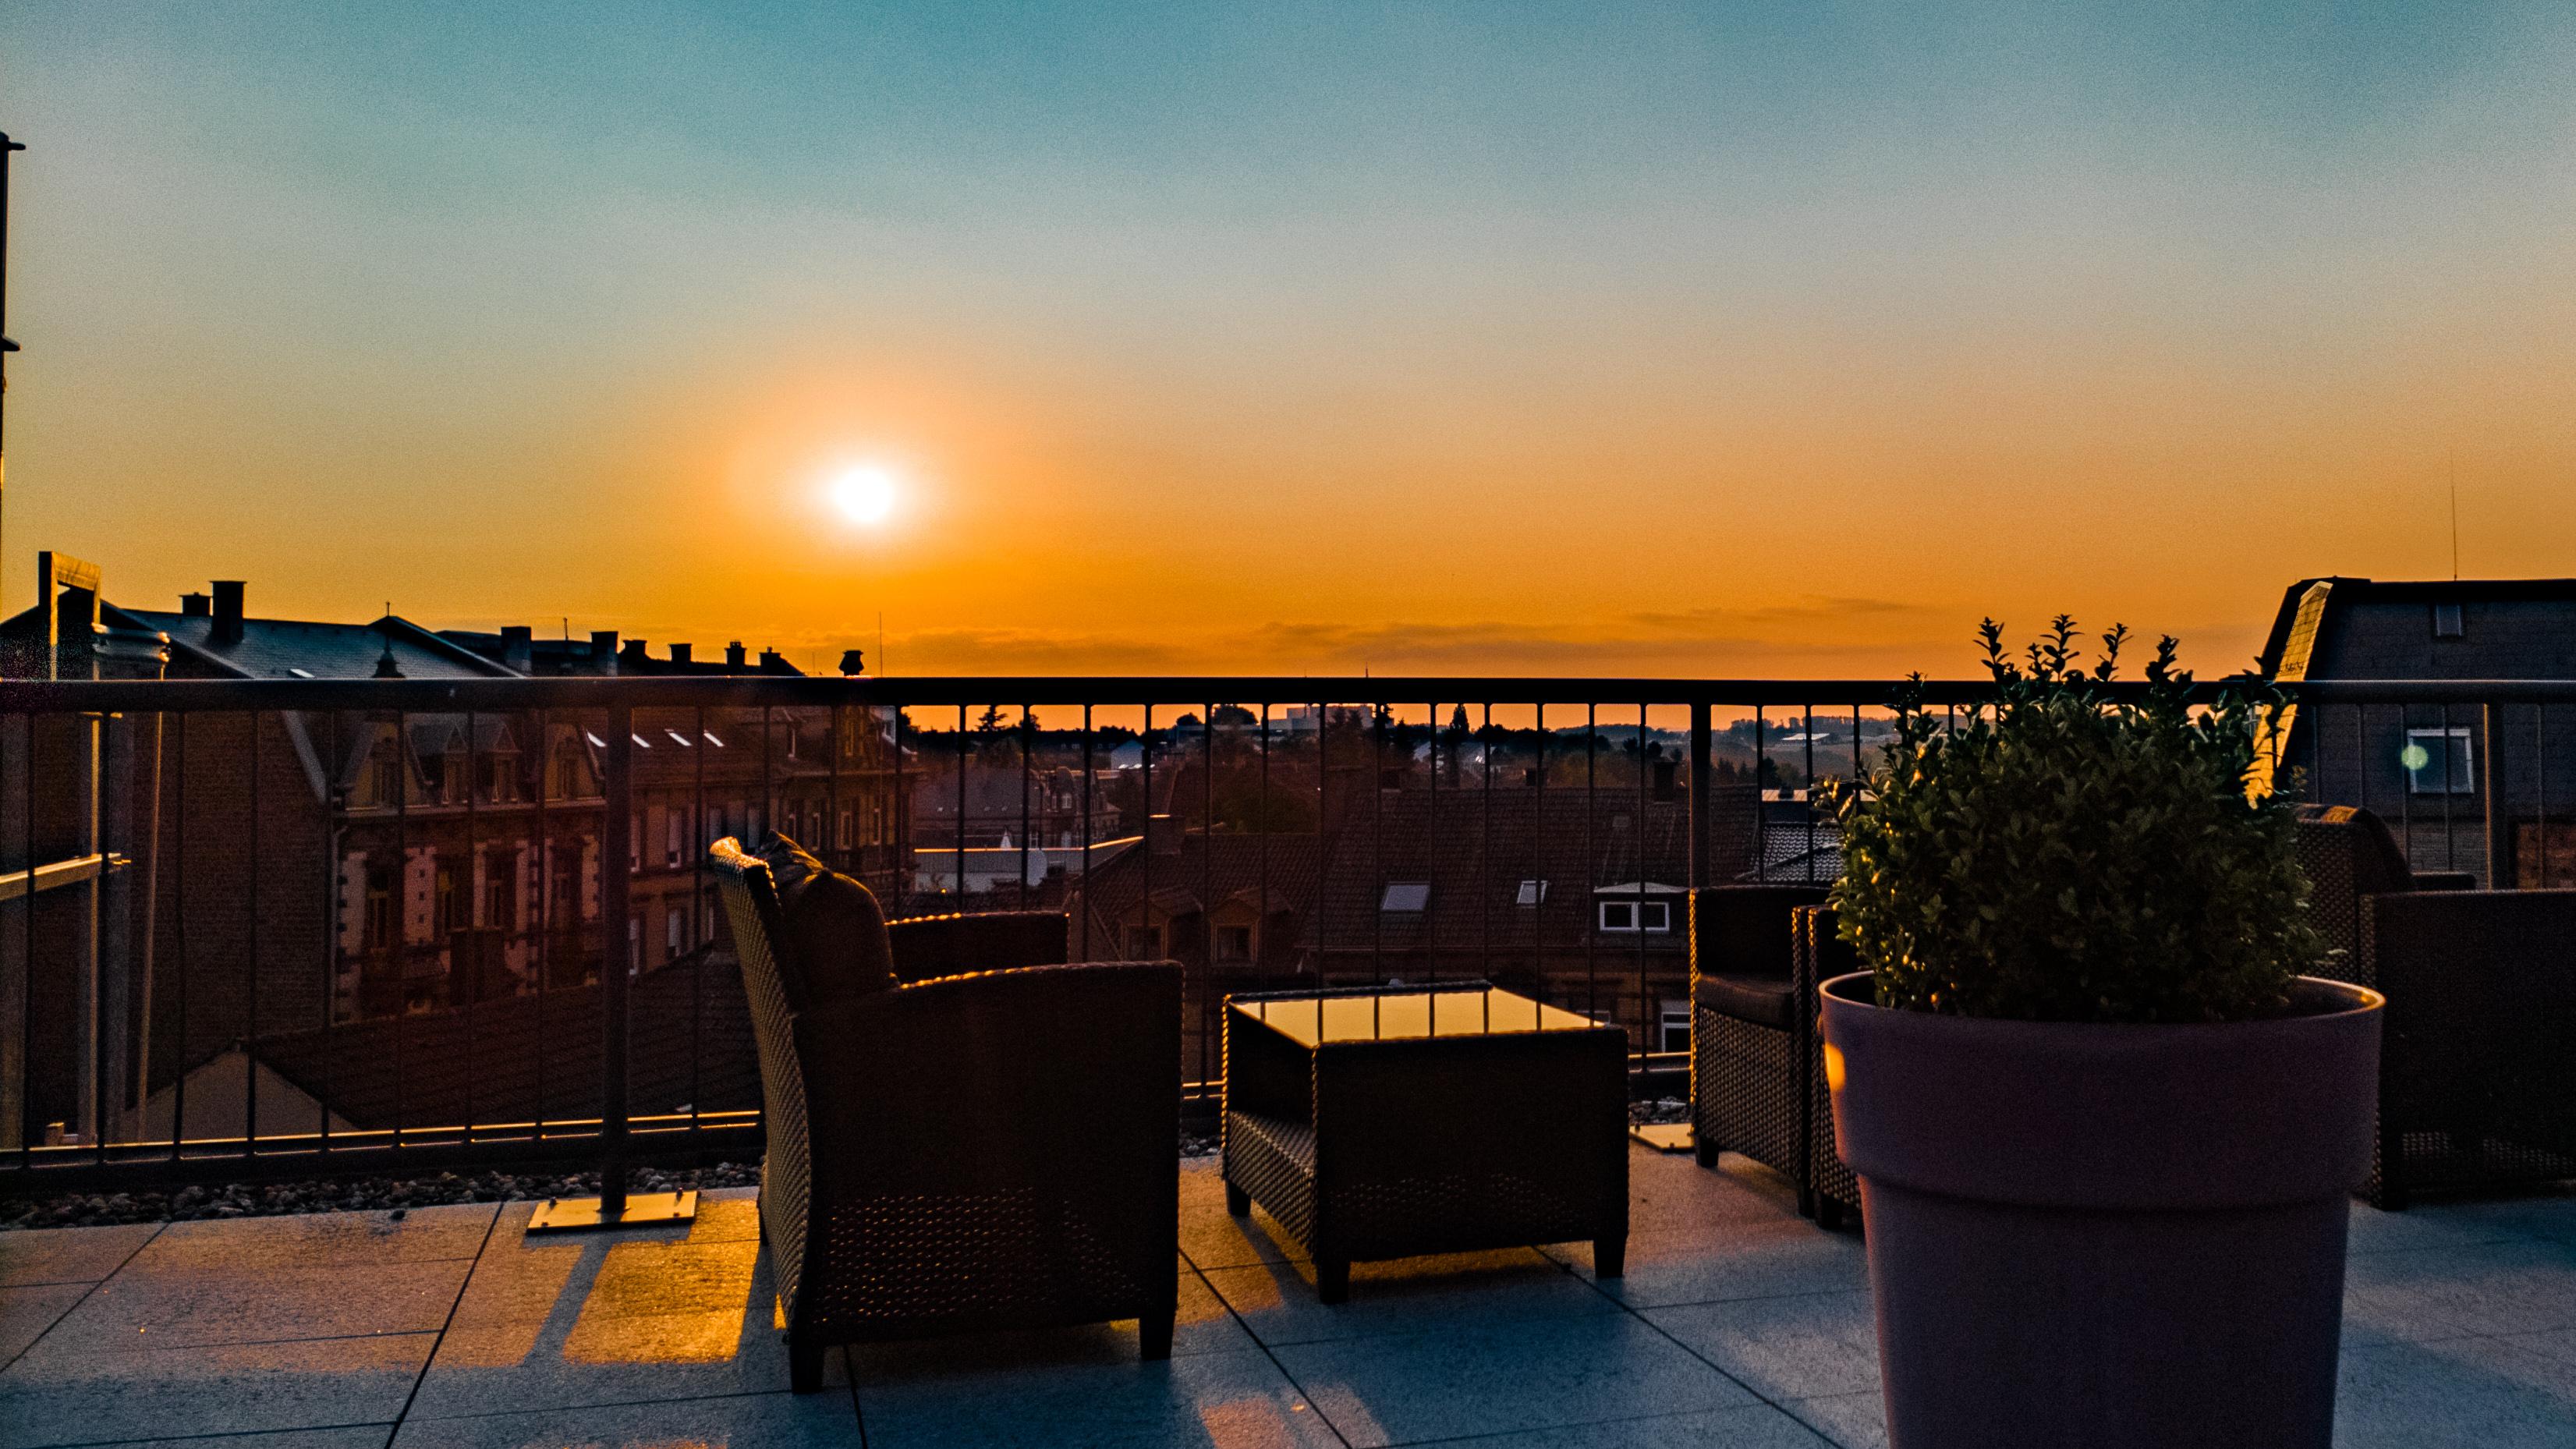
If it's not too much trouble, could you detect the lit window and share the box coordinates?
[1516,879,1547,905]
[1599,898,1672,933]
[1380,881,1430,912]
[2403,728,2475,795]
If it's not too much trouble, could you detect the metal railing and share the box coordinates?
[2,672,2568,1191]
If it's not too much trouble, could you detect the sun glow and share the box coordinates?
[829,466,901,527]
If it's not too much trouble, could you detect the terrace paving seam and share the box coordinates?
[1175,1255,1353,1448]
[380,1203,504,1440]
[0,1224,164,1377]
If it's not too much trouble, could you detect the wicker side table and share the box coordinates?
[1221,983,1629,1302]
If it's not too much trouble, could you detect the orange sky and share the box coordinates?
[4,6,2571,678]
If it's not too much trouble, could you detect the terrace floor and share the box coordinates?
[2,1149,2572,1448]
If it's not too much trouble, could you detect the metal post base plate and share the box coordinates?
[526,1189,700,1233]
[1628,1122,1695,1153]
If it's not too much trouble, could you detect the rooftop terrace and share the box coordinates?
[3,1147,2571,1449]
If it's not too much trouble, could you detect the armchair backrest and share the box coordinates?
[707,838,816,1306]
[2295,805,2420,983]
[1690,884,1832,981]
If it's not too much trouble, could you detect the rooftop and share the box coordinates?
[4,1149,2571,1448]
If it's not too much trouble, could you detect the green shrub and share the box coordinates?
[1822,617,2324,1023]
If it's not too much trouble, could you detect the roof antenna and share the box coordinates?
[2448,449,2461,581]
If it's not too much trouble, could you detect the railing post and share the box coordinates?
[526,695,693,1231]
[600,702,632,1214]
[2482,701,2512,888]
[1688,703,1711,894]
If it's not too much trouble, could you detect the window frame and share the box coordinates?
[2404,726,2475,795]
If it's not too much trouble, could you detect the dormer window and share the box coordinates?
[2432,602,2464,639]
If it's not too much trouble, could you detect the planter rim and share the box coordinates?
[1818,969,2383,1210]
[1817,970,2385,1027]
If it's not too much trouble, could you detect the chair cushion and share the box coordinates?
[1695,971,1795,1031]
[757,832,898,1007]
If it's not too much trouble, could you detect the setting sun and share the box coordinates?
[828,465,900,528]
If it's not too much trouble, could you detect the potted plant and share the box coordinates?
[1817,618,2380,1449]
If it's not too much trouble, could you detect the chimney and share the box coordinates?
[211,581,246,645]
[837,647,866,677]
[669,642,693,665]
[587,629,619,675]
[179,592,211,618]
[759,647,789,672]
[1147,813,1182,856]
[500,625,533,673]
[620,637,649,667]
[725,641,748,669]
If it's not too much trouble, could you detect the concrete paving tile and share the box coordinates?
[1646,1289,1880,1401]
[2336,1335,2576,1449]
[23,1256,470,1357]
[0,1330,434,1447]
[0,1285,88,1367]
[2348,1201,2538,1256]
[2501,1326,2576,1366]
[2440,1191,2576,1245]
[1544,1218,1868,1308]
[85,1433,391,1449]
[0,1225,159,1288]
[1783,1391,1888,1449]
[1427,1403,1837,1447]
[855,1344,1336,1448]
[395,1388,862,1447]
[1626,1149,1809,1237]
[1275,1311,1755,1448]
[1202,1248,1614,1346]
[129,1203,494,1273]
[2344,1238,2576,1338]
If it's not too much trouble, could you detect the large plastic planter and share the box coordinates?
[1818,972,2383,1449]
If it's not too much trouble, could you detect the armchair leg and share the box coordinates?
[1795,1187,1816,1220]
[1593,1235,1626,1280]
[1694,1135,1720,1169]
[1316,1256,1350,1305]
[788,1339,826,1394]
[1816,1196,1846,1232]
[1224,1181,1250,1217]
[1140,1309,1175,1361]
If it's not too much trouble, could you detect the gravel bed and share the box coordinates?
[1628,1096,1690,1126]
[8,1125,1233,1230]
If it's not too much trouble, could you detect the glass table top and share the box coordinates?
[1231,987,1601,1047]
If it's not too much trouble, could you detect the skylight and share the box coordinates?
[703,731,725,747]
[288,668,314,679]
[1516,879,1547,905]
[1380,881,1430,912]
[664,730,693,747]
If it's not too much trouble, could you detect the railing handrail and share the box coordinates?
[10,674,2574,713]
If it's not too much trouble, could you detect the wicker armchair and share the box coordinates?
[710,838,1182,1389]
[1688,884,1831,1209]
[1792,905,1865,1228]
[2296,806,2576,1208]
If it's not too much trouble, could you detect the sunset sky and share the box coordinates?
[2,3,2570,678]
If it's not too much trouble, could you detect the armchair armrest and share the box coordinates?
[885,911,1068,983]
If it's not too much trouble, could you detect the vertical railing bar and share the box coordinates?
[827,701,842,876]
[1803,704,1816,884]
[2538,702,2550,889]
[392,708,407,1150]
[1479,702,1492,983]
[1584,702,1596,1022]
[1258,703,1270,975]
[1202,703,1216,1089]
[1141,703,1154,965]
[892,707,906,915]
[2440,701,2456,872]
[170,712,186,1159]
[460,708,473,1147]
[1424,700,1437,988]
[955,703,968,909]
[532,706,548,1138]
[1534,703,1547,1004]
[233,711,260,1157]
[692,703,707,1137]
[1635,701,1647,1070]
[320,709,338,1158]
[2355,703,2368,819]
[1369,703,1382,981]
[1079,705,1092,962]
[1019,705,1034,909]
[1753,707,1767,881]
[599,702,633,1217]
[2397,701,2413,876]
[761,704,774,851]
